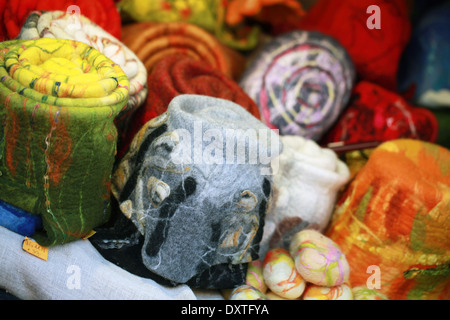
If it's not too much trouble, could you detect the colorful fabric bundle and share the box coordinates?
[0,0,122,41]
[240,30,355,141]
[116,0,260,50]
[0,38,129,246]
[398,1,450,108]
[119,54,260,158]
[326,139,450,300]
[299,0,411,91]
[225,0,306,35]
[101,94,281,289]
[260,135,350,257]
[17,10,148,149]
[121,21,245,81]
[321,81,439,145]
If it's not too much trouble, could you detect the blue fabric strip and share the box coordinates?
[0,199,43,237]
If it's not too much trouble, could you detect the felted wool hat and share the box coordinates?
[116,0,260,50]
[109,94,282,288]
[17,10,148,150]
[326,139,450,300]
[259,135,350,257]
[299,0,411,91]
[121,21,246,81]
[0,38,129,246]
[240,30,355,141]
[0,0,121,41]
[119,54,261,159]
[398,1,450,108]
[321,81,439,145]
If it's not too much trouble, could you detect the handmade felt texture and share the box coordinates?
[299,0,411,91]
[17,10,148,151]
[121,21,246,81]
[111,94,281,288]
[0,199,43,237]
[259,135,350,258]
[0,226,196,300]
[225,0,306,35]
[240,30,355,141]
[326,139,450,300]
[90,202,248,289]
[119,54,261,158]
[0,38,129,246]
[397,1,450,108]
[320,81,439,146]
[0,0,121,41]
[116,0,260,50]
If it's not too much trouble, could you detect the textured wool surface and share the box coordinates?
[259,135,350,258]
[397,1,450,108]
[321,81,439,145]
[17,10,148,151]
[0,226,196,300]
[0,199,43,237]
[326,139,450,300]
[0,0,121,41]
[299,0,411,91]
[109,94,281,288]
[0,38,129,246]
[121,21,246,81]
[119,54,261,159]
[225,0,306,35]
[240,30,355,141]
[116,0,260,50]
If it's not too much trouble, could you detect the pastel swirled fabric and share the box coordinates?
[119,54,260,158]
[240,30,355,141]
[17,10,148,148]
[121,21,245,81]
[326,139,450,300]
[321,81,439,145]
[0,0,122,41]
[0,38,129,246]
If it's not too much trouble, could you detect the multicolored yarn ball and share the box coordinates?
[263,248,306,299]
[229,285,268,300]
[352,286,389,301]
[246,260,268,294]
[289,229,350,287]
[240,30,355,141]
[326,139,450,300]
[0,38,129,246]
[302,283,353,300]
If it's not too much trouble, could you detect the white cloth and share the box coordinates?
[260,135,350,258]
[0,226,196,300]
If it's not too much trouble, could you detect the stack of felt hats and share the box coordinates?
[0,0,448,300]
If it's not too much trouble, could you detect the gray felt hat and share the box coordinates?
[111,94,282,285]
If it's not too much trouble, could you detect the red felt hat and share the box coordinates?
[299,0,411,91]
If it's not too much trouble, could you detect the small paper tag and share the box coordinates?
[82,230,96,240]
[22,237,48,261]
